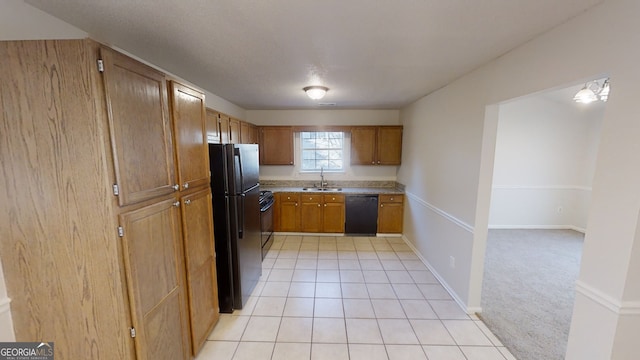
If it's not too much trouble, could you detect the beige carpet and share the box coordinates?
[480,229,583,360]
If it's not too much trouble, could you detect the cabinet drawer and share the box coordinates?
[379,194,403,203]
[323,194,345,203]
[280,193,300,202]
[301,194,322,203]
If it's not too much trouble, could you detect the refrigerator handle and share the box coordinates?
[238,193,245,239]
[234,147,244,191]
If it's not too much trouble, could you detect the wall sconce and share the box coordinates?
[573,79,610,104]
[303,86,329,100]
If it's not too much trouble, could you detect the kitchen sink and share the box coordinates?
[301,187,343,192]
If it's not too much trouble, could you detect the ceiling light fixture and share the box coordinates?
[303,86,329,100]
[573,79,610,104]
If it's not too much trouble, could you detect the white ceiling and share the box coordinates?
[25,0,603,110]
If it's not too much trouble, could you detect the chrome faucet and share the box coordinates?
[319,166,328,189]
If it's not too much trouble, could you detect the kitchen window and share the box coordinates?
[300,131,344,171]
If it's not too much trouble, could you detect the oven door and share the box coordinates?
[260,200,274,259]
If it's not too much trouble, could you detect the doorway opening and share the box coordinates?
[479,80,606,360]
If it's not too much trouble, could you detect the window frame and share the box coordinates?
[299,131,345,172]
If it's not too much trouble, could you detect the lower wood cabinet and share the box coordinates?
[276,193,300,232]
[322,195,345,233]
[179,188,220,355]
[377,194,404,233]
[119,198,192,360]
[300,194,323,232]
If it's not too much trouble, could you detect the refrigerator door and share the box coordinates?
[230,144,259,193]
[232,185,262,309]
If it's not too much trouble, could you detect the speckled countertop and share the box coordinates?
[259,180,405,195]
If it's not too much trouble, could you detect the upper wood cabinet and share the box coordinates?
[119,198,191,360]
[259,126,294,165]
[240,121,251,144]
[205,108,221,144]
[101,46,177,206]
[219,113,231,144]
[179,188,219,355]
[350,126,403,165]
[169,81,209,191]
[229,117,241,144]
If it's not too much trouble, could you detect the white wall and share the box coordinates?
[489,95,604,231]
[0,258,15,342]
[248,109,401,181]
[398,0,640,357]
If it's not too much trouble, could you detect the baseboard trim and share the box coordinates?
[575,280,640,315]
[404,191,473,233]
[0,297,11,315]
[488,224,586,233]
[401,235,476,314]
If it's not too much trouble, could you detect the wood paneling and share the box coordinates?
[0,40,134,359]
[101,46,177,206]
[169,81,209,191]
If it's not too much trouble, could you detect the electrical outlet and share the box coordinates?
[449,256,455,268]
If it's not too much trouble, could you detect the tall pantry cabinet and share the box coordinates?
[0,39,218,360]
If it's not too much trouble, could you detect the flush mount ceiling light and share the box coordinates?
[573,79,610,104]
[303,86,329,100]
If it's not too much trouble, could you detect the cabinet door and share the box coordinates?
[259,127,294,165]
[240,121,251,144]
[279,193,300,232]
[119,198,191,360]
[219,114,231,144]
[377,127,403,165]
[100,46,176,206]
[378,195,404,233]
[323,195,345,233]
[205,109,221,144]
[250,124,259,144]
[180,189,219,355]
[300,195,322,232]
[229,118,241,144]
[170,81,209,191]
[350,127,377,165]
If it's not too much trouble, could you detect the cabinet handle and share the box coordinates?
[371,161,375,164]
[324,204,327,207]
[173,201,180,207]
[309,197,313,200]
[185,199,191,205]
[377,160,381,164]
[381,204,384,207]
[390,197,394,201]
[183,183,189,189]
[290,161,293,165]
[172,184,179,191]
[295,203,298,206]
[318,204,321,207]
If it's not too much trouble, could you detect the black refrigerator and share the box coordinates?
[209,143,262,313]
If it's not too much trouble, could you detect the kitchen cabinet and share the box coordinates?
[101,45,177,206]
[169,81,209,191]
[179,188,220,354]
[250,124,259,144]
[296,194,345,233]
[276,193,300,232]
[323,194,345,233]
[259,126,294,165]
[0,39,216,360]
[377,194,404,233]
[205,108,221,144]
[119,199,191,360]
[350,126,403,165]
[219,113,231,144]
[240,120,252,144]
[229,117,241,144]
[300,194,323,232]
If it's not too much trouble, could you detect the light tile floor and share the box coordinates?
[197,235,516,360]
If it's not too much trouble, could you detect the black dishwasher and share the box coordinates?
[345,195,379,235]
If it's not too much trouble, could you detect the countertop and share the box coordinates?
[260,186,404,195]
